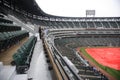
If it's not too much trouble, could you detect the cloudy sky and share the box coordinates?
[36,0,120,17]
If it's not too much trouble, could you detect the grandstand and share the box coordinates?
[0,0,120,80]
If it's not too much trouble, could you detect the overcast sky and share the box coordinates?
[35,0,120,17]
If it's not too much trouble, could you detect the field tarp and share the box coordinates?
[80,47,120,80]
[86,48,120,70]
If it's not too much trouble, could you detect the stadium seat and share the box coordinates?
[101,22,110,28]
[116,21,120,28]
[12,36,37,74]
[0,14,4,18]
[87,22,95,28]
[0,30,29,51]
[80,22,87,28]
[0,18,13,24]
[109,21,118,28]
[0,23,21,32]
[74,22,80,28]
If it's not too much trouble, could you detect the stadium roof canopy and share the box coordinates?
[6,0,120,18]
[10,0,46,16]
[36,0,120,17]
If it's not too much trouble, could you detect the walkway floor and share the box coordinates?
[28,39,53,80]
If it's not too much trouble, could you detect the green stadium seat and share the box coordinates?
[12,36,37,73]
[0,30,29,51]
[0,18,13,24]
[80,22,87,28]
[0,23,21,32]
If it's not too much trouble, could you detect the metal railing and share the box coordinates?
[46,38,82,80]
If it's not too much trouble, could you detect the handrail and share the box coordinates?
[48,40,82,80]
[44,40,66,80]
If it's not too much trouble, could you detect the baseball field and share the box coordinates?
[78,47,120,80]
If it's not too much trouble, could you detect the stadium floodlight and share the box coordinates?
[86,10,95,17]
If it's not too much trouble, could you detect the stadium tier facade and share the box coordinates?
[0,0,120,80]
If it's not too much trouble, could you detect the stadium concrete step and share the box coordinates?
[79,74,101,80]
[78,69,95,76]
[0,62,3,72]
[75,65,85,70]
[0,65,16,80]
[0,17,13,24]
[72,60,83,65]
[64,54,75,57]
[0,13,4,18]
[0,62,27,80]
[13,74,27,80]
[67,56,76,60]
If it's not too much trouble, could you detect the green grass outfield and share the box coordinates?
[80,47,120,80]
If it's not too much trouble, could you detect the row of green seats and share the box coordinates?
[0,17,13,24]
[0,23,21,32]
[0,30,29,51]
[0,14,4,18]
[0,30,28,41]
[12,36,37,67]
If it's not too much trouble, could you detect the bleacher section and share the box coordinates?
[0,10,39,79]
[116,21,120,27]
[54,34,120,80]
[0,24,21,32]
[38,18,120,29]
[0,17,13,24]
[0,30,29,52]
[80,22,87,28]
[109,21,118,28]
[0,14,4,18]
[0,12,33,80]
[0,13,29,52]
[39,17,120,80]
[12,36,37,74]
[94,22,102,28]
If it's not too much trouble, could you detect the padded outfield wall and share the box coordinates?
[78,47,120,80]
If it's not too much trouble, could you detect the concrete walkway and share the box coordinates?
[28,38,52,80]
